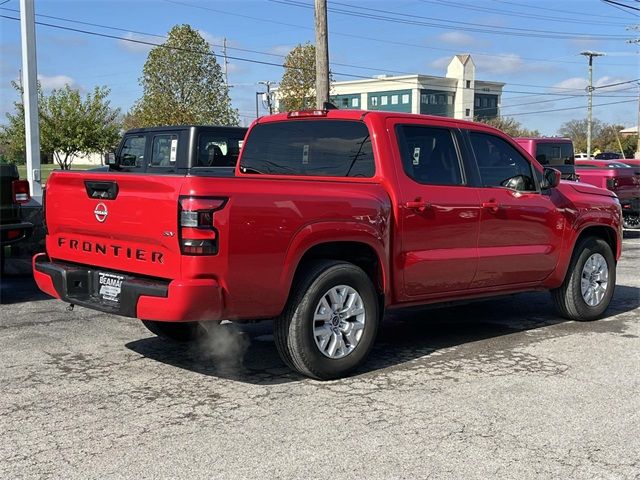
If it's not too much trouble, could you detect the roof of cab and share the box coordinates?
[125,125,247,134]
[255,109,506,133]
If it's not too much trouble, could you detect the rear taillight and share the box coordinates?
[178,197,226,255]
[606,178,619,190]
[42,187,47,235]
[12,179,30,204]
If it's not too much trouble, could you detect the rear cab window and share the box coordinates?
[239,120,374,177]
[535,142,574,167]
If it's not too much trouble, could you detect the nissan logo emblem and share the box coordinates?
[94,203,108,223]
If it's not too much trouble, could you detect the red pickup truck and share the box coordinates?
[34,111,623,379]
[575,160,640,229]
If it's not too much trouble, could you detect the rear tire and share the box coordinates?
[274,260,380,380]
[551,237,616,321]
[141,320,211,342]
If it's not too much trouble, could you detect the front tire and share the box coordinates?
[141,320,210,342]
[551,237,616,321]
[274,260,380,380]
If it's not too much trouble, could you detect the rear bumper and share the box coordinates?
[32,253,223,322]
[1,221,33,247]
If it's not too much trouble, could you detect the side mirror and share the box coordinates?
[542,167,561,189]
[104,151,117,167]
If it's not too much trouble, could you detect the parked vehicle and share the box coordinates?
[0,163,33,272]
[620,158,640,169]
[514,137,577,180]
[595,152,622,160]
[34,111,622,379]
[575,153,590,160]
[575,160,640,229]
[104,125,248,174]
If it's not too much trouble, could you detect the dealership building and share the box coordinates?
[275,54,505,121]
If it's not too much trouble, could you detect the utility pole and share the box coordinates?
[258,81,275,114]
[222,38,229,86]
[19,0,42,199]
[581,51,604,159]
[315,0,329,109]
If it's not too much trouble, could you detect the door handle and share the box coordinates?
[405,200,432,213]
[481,200,500,213]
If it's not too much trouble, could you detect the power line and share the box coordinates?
[159,0,632,67]
[505,99,631,117]
[273,0,633,40]
[602,0,640,14]
[491,0,633,20]
[0,13,635,100]
[421,0,630,27]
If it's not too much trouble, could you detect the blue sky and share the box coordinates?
[1,0,638,133]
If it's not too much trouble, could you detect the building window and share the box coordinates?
[447,95,453,105]
[391,95,399,105]
[352,97,359,107]
[489,98,496,108]
[465,108,470,117]
[437,95,445,105]
[381,96,388,106]
[430,94,436,104]
[482,98,488,108]
[402,94,409,104]
[466,80,471,88]
[421,94,428,104]
[475,98,480,107]
[341,98,349,108]
[370,96,378,107]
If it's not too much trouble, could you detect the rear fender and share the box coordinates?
[280,221,390,302]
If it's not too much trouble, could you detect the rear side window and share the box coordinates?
[149,134,178,168]
[470,132,536,192]
[535,142,574,166]
[395,125,463,185]
[119,135,146,169]
[196,133,244,168]
[240,120,374,177]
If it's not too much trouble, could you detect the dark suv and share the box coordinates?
[0,163,32,271]
[595,152,622,160]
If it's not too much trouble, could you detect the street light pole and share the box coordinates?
[19,0,42,199]
[636,83,640,159]
[581,51,604,159]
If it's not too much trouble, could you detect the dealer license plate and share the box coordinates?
[97,272,124,304]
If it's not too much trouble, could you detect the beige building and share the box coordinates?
[274,54,505,120]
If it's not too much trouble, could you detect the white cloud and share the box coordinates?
[118,32,157,54]
[553,76,632,92]
[474,54,525,75]
[37,74,77,90]
[268,44,294,57]
[434,31,477,47]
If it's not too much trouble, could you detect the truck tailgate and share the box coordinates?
[45,172,184,279]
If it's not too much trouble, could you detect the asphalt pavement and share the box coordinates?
[1,233,639,479]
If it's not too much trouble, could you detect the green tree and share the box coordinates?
[278,42,321,111]
[41,85,121,169]
[0,81,120,169]
[0,80,43,164]
[129,24,238,128]
[558,118,605,153]
[476,116,540,137]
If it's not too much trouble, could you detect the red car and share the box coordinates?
[33,111,622,379]
[575,159,640,229]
